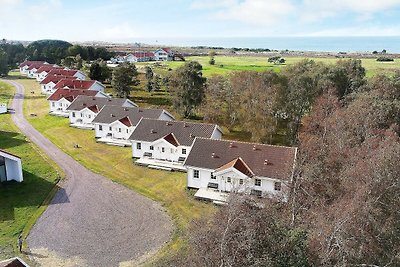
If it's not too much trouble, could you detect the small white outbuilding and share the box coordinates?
[0,149,23,182]
[0,103,7,114]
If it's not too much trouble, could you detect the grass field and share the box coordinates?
[0,81,61,261]
[9,73,215,264]
[137,55,400,78]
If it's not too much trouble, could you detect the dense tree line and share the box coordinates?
[160,61,400,266]
[0,40,115,71]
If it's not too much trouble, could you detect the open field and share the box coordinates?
[0,82,61,261]
[10,73,215,264]
[137,55,400,78]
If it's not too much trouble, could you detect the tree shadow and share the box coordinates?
[0,130,28,149]
[0,171,69,222]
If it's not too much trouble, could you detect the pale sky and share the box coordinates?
[1,0,400,42]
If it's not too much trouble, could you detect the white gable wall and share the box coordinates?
[74,71,86,80]
[132,139,190,162]
[89,82,105,92]
[186,165,288,199]
[49,98,71,114]
[0,152,23,182]
[69,108,97,127]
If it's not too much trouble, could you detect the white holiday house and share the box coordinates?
[40,76,77,95]
[53,79,105,92]
[0,149,23,183]
[129,119,222,170]
[35,65,63,81]
[19,61,47,75]
[47,88,108,117]
[184,138,297,203]
[26,63,49,78]
[154,48,172,61]
[66,96,137,129]
[92,106,174,146]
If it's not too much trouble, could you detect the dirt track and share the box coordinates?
[5,79,173,267]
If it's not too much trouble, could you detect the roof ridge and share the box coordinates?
[194,137,297,150]
[141,118,218,127]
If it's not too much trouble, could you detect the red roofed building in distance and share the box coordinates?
[53,79,105,92]
[47,88,108,117]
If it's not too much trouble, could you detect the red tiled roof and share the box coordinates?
[47,88,99,101]
[40,75,77,85]
[54,79,97,90]
[119,116,132,127]
[162,48,172,54]
[47,69,79,77]
[130,52,154,58]
[26,63,47,70]
[19,60,47,68]
[35,65,61,74]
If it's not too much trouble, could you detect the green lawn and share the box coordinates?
[0,81,61,261]
[10,73,215,264]
[137,55,400,78]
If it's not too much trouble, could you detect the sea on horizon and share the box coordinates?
[134,36,400,53]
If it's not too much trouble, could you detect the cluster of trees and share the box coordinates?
[144,66,161,92]
[202,59,366,144]
[268,56,286,64]
[0,40,116,75]
[161,63,400,267]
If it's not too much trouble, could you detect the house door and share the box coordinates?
[0,156,7,182]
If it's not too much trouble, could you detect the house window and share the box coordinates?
[88,115,91,119]
[109,127,112,131]
[137,143,141,150]
[211,173,216,180]
[227,177,231,183]
[193,170,199,179]
[182,148,186,154]
[126,129,129,133]
[52,102,55,107]
[80,113,83,117]
[150,146,154,150]
[161,147,165,152]
[170,148,174,153]
[118,128,121,133]
[251,189,262,197]
[72,112,75,117]
[255,179,261,186]
[274,182,282,191]
[239,179,244,185]
[99,125,103,131]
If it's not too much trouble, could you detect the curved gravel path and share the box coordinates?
[5,80,173,267]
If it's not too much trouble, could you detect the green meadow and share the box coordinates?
[0,81,61,261]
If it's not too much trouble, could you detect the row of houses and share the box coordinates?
[109,48,185,63]
[18,60,297,203]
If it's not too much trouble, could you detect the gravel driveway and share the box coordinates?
[5,80,173,267]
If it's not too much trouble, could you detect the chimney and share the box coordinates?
[264,159,269,165]
[108,99,112,101]
[211,152,216,158]
[124,108,129,111]
[229,142,234,148]
[150,129,155,134]
[253,145,257,151]
[190,133,194,138]
[92,97,96,100]
[183,122,188,127]
[138,109,143,112]
[166,121,171,126]
[110,114,115,117]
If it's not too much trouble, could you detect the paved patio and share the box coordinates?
[194,188,229,203]
[97,137,131,147]
[135,157,187,172]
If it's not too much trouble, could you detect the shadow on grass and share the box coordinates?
[0,131,28,149]
[0,171,67,222]
[23,251,48,259]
